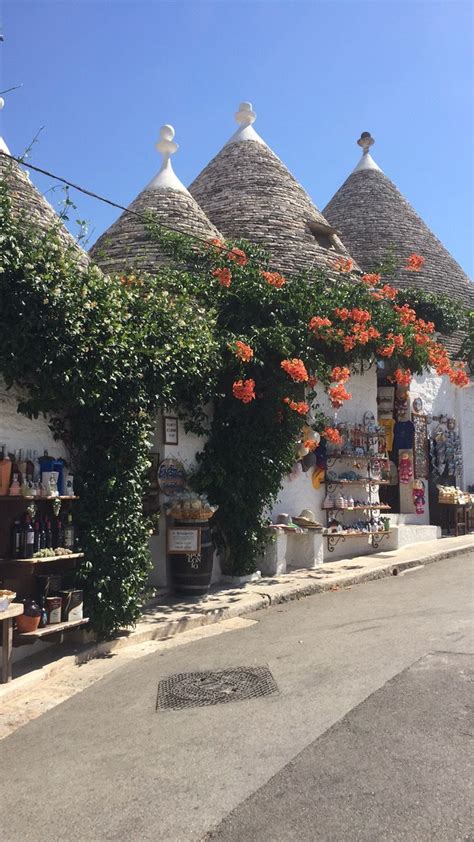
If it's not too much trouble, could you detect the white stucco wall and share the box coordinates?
[0,378,66,460]
[273,367,378,525]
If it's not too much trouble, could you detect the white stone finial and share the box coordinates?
[146,123,189,193]
[0,96,10,155]
[156,124,178,158]
[235,102,256,127]
[353,131,382,174]
[357,131,375,154]
[226,101,266,147]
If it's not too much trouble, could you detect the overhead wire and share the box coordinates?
[0,150,337,281]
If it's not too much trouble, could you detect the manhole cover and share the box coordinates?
[156,666,278,710]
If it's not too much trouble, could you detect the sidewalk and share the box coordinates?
[1,534,473,734]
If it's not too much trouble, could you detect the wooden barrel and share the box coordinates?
[169,519,214,596]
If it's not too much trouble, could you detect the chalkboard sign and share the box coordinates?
[412,413,428,478]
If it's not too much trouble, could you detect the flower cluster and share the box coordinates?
[261,270,286,288]
[330,366,350,383]
[281,358,309,382]
[323,427,343,446]
[232,379,256,403]
[371,284,398,301]
[283,397,309,416]
[328,383,352,409]
[309,315,333,339]
[361,273,382,286]
[228,247,248,266]
[405,254,425,272]
[333,257,353,273]
[213,267,232,288]
[392,368,412,387]
[231,341,254,362]
[304,438,319,451]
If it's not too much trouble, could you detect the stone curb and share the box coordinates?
[1,539,472,705]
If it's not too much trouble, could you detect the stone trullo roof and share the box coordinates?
[323,132,473,308]
[189,102,354,276]
[90,125,221,275]
[0,106,88,268]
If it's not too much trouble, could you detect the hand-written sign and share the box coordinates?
[167,528,200,555]
[412,413,429,478]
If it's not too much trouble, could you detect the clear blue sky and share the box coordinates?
[2,0,473,276]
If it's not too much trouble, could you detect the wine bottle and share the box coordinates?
[64,512,75,550]
[33,521,41,553]
[39,520,47,550]
[55,519,65,550]
[45,519,53,549]
[23,514,35,559]
[11,517,22,559]
[39,596,48,628]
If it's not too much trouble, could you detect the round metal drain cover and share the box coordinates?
[156,666,278,710]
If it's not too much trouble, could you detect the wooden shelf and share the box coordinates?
[325,505,391,512]
[325,479,390,486]
[0,552,83,566]
[15,617,89,639]
[0,496,79,501]
[324,530,391,538]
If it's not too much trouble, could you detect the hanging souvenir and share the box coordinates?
[157,458,187,496]
[399,452,413,484]
[412,480,425,514]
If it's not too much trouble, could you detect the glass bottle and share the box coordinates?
[23,514,35,559]
[64,512,75,550]
[9,473,21,496]
[11,517,22,559]
[0,443,12,495]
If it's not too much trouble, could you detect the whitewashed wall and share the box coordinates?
[0,378,66,460]
[273,367,378,524]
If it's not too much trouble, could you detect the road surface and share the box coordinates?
[1,553,473,841]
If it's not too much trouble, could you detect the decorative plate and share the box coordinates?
[157,458,187,496]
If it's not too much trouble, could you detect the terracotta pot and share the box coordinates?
[16,613,41,633]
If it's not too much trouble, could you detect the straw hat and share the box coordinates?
[293,509,323,529]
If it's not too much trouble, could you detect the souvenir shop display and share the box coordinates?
[429,418,462,480]
[322,420,392,552]
[399,451,414,484]
[412,480,426,514]
[412,414,429,479]
[0,445,88,642]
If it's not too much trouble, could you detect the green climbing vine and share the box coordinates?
[0,174,470,633]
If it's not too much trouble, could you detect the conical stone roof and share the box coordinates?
[0,136,88,268]
[189,103,354,276]
[90,125,221,275]
[323,132,473,308]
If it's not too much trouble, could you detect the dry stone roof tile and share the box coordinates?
[189,139,355,276]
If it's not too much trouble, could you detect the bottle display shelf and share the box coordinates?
[324,505,391,512]
[324,479,390,486]
[0,495,79,501]
[15,616,89,640]
[0,552,84,566]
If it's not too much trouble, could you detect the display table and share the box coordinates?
[439,502,471,536]
[1,602,23,683]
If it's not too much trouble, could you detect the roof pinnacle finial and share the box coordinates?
[357,131,375,154]
[146,123,189,193]
[235,102,256,127]
[156,124,178,160]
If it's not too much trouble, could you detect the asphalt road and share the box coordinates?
[1,553,473,842]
